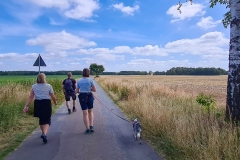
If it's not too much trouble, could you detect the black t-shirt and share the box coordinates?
[62,78,76,90]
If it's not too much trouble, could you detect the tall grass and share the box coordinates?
[0,76,70,159]
[0,79,64,132]
[96,76,240,160]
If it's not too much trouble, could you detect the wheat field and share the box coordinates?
[96,75,239,160]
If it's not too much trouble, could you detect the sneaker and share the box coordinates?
[72,107,76,112]
[90,126,94,132]
[40,134,44,139]
[41,134,47,143]
[85,129,91,134]
[68,108,71,114]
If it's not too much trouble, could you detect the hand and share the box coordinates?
[54,102,57,105]
[23,106,28,113]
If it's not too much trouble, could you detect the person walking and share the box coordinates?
[23,73,57,144]
[62,72,77,114]
[76,68,96,134]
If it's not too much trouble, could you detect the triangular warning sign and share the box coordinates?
[33,54,46,66]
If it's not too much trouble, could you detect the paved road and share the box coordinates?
[6,81,163,160]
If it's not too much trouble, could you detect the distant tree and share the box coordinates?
[89,63,105,77]
[154,71,166,75]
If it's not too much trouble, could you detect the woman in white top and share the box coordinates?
[23,73,57,144]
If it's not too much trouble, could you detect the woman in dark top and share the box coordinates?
[23,73,57,143]
[76,68,96,134]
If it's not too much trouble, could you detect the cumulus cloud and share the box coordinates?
[165,31,228,59]
[132,45,168,56]
[76,45,168,56]
[1,31,229,71]
[26,0,100,20]
[95,54,125,61]
[112,3,139,15]
[128,59,152,65]
[167,2,205,22]
[26,30,97,52]
[125,59,192,71]
[0,52,39,61]
[197,16,221,29]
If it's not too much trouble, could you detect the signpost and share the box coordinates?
[33,54,46,74]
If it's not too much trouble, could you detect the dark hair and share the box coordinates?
[67,72,72,78]
[82,68,90,77]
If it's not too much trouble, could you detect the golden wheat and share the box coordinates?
[96,75,239,160]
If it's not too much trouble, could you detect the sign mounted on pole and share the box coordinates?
[33,54,46,74]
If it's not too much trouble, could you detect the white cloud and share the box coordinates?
[26,0,100,20]
[125,59,191,71]
[0,52,38,61]
[167,2,205,22]
[112,3,139,15]
[197,16,222,29]
[128,59,152,65]
[76,45,168,56]
[95,54,125,61]
[165,31,229,59]
[132,45,168,56]
[0,32,229,71]
[64,0,99,20]
[26,30,97,52]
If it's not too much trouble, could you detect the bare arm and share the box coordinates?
[50,93,57,105]
[23,89,34,113]
[76,88,80,93]
[91,85,96,92]
[25,89,34,106]
[74,82,77,92]
[62,84,65,93]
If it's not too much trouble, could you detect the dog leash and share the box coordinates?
[93,94,130,122]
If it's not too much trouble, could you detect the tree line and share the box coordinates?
[165,67,227,75]
[0,71,83,76]
[0,67,227,76]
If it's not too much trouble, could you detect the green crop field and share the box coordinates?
[0,75,81,83]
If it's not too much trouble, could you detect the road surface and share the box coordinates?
[6,80,163,160]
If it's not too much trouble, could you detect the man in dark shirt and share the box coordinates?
[62,72,77,114]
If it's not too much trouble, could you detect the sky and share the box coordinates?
[0,0,229,72]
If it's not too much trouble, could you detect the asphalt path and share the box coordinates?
[6,80,163,160]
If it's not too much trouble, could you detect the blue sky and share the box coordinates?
[0,0,229,72]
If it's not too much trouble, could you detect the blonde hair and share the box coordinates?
[36,73,46,83]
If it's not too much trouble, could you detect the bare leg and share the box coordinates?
[73,100,76,107]
[88,109,94,126]
[82,110,89,129]
[66,101,70,109]
[40,124,50,135]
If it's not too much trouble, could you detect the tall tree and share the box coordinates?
[179,0,240,121]
[225,0,240,121]
[89,63,105,77]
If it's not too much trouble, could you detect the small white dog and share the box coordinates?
[132,118,142,144]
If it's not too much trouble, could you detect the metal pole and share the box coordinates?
[39,54,40,74]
